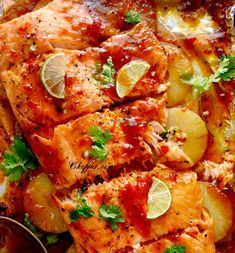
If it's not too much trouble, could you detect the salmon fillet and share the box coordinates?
[1,23,167,133]
[0,0,156,70]
[138,213,215,253]
[29,93,191,188]
[29,96,168,188]
[0,0,42,23]
[54,167,215,252]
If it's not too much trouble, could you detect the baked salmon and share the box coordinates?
[0,0,156,69]
[29,96,166,188]
[54,167,215,252]
[1,23,167,133]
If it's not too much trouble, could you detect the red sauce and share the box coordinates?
[120,176,152,237]
[10,50,18,59]
[183,37,197,52]
[121,118,147,157]
[103,84,120,101]
[160,145,169,155]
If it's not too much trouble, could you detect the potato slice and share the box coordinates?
[199,182,233,241]
[166,108,208,168]
[24,173,67,233]
[163,44,193,107]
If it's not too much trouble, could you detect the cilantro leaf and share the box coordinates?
[89,145,109,162]
[1,136,38,182]
[164,244,186,253]
[218,54,235,81]
[88,126,112,161]
[69,193,94,223]
[125,10,142,25]
[182,54,235,93]
[99,204,125,231]
[69,204,94,223]
[46,235,59,246]
[101,56,115,85]
[24,213,43,238]
[88,126,112,146]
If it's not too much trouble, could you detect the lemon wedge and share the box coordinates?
[116,60,150,98]
[40,53,66,99]
[147,177,172,219]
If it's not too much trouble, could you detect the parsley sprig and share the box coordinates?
[101,56,115,86]
[183,54,235,93]
[182,54,235,133]
[99,204,125,231]
[69,191,94,223]
[88,126,112,161]
[164,244,186,253]
[125,10,142,25]
[1,136,38,182]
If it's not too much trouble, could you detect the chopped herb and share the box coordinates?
[182,54,235,93]
[69,204,94,223]
[101,56,115,85]
[24,213,43,238]
[125,10,142,25]
[46,235,59,246]
[164,244,186,253]
[88,126,112,161]
[218,54,235,81]
[160,131,168,139]
[89,145,109,162]
[69,193,94,223]
[89,126,112,146]
[99,204,125,231]
[0,136,38,182]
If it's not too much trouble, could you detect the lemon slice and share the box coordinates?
[116,60,150,98]
[147,177,172,219]
[40,53,66,99]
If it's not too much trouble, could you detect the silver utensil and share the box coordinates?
[0,216,47,253]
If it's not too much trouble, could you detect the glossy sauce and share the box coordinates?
[120,176,152,237]
[121,118,147,157]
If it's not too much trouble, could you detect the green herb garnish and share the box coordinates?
[69,192,94,223]
[125,10,142,25]
[164,244,186,253]
[45,235,59,246]
[99,204,125,231]
[101,56,115,85]
[160,131,168,139]
[183,54,235,93]
[88,126,112,161]
[1,136,38,182]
